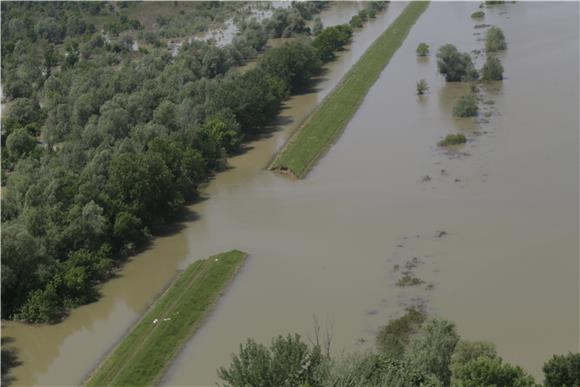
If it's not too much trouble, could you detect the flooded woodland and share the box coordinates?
[2,2,578,386]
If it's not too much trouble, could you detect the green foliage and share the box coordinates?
[485,0,506,5]
[312,24,353,61]
[471,11,485,19]
[327,352,441,387]
[453,94,479,117]
[436,44,478,82]
[0,1,329,323]
[416,42,430,56]
[450,340,497,380]
[485,26,507,52]
[481,55,504,81]
[218,334,326,387]
[358,9,369,22]
[438,134,467,146]
[417,79,429,95]
[405,318,460,385]
[6,128,36,161]
[350,15,363,28]
[543,353,580,387]
[455,356,536,387]
[266,8,311,38]
[258,40,322,90]
[376,307,426,359]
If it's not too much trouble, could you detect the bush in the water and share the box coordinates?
[416,42,430,56]
[438,134,467,146]
[437,44,479,82]
[349,14,363,28]
[485,26,507,52]
[376,308,427,359]
[416,79,429,95]
[471,10,485,19]
[453,94,479,117]
[481,56,504,81]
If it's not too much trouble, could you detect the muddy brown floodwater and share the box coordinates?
[3,2,578,386]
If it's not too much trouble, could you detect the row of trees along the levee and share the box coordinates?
[0,0,388,324]
[217,309,580,386]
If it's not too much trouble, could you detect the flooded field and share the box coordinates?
[3,2,578,386]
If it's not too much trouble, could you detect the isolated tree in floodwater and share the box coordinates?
[481,55,504,81]
[436,44,478,82]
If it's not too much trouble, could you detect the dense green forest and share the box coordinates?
[0,1,387,323]
[218,309,580,386]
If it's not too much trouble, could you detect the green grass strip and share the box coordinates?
[270,1,430,178]
[84,250,248,387]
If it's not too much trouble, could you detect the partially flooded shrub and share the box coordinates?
[376,307,427,359]
[416,42,430,57]
[438,134,467,146]
[453,94,479,117]
[481,56,504,81]
[397,273,425,287]
[485,26,507,52]
[471,11,485,19]
[437,44,479,82]
[416,79,429,95]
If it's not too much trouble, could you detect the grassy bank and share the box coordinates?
[270,2,430,178]
[84,250,247,387]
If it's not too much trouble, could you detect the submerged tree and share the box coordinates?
[485,26,507,52]
[436,44,478,82]
[416,79,429,95]
[481,55,504,81]
[453,94,479,117]
[416,42,430,57]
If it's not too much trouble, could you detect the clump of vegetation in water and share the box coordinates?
[471,10,485,19]
[438,134,467,147]
[485,26,507,52]
[481,56,504,80]
[376,307,426,358]
[396,273,425,287]
[349,14,363,28]
[437,44,479,82]
[485,0,506,5]
[416,42,430,56]
[416,79,429,95]
[453,94,479,117]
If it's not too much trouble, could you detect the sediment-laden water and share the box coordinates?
[3,3,578,386]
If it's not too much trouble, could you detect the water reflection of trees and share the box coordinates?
[1,337,22,386]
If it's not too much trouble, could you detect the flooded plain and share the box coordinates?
[2,2,407,386]
[3,2,578,386]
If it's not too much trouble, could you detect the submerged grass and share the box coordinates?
[84,250,247,387]
[270,2,430,178]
